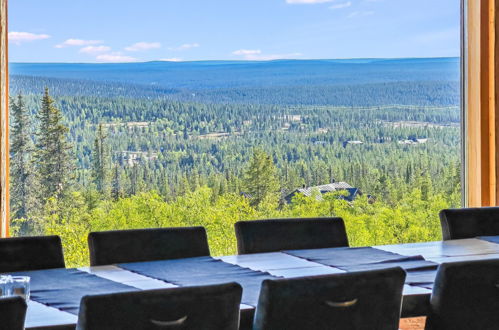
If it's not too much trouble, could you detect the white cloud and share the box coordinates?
[330,1,352,9]
[159,58,183,62]
[169,43,200,51]
[55,39,102,48]
[8,32,50,45]
[95,53,138,63]
[232,49,302,61]
[286,0,335,3]
[347,11,374,18]
[79,45,111,54]
[125,42,161,52]
[232,49,262,56]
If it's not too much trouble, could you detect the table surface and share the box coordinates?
[21,237,499,329]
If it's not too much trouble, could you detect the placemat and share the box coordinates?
[478,236,499,245]
[10,268,138,315]
[119,256,277,307]
[284,247,434,270]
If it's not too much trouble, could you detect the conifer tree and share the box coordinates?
[92,124,110,196]
[33,88,74,201]
[219,177,228,195]
[128,165,140,195]
[111,164,123,200]
[10,94,37,222]
[242,148,279,206]
[177,174,191,196]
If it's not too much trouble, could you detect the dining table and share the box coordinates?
[15,236,499,330]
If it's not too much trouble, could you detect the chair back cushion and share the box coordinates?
[235,217,348,254]
[77,282,242,330]
[0,296,27,330]
[426,259,499,330]
[253,267,406,330]
[439,207,499,240]
[0,235,65,272]
[88,227,210,266]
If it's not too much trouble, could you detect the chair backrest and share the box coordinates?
[426,259,499,330]
[439,207,499,240]
[234,217,348,254]
[0,296,27,330]
[88,227,210,266]
[76,282,242,330]
[253,267,406,330]
[0,235,65,272]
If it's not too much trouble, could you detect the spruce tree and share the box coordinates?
[242,148,280,206]
[92,124,110,196]
[128,165,139,195]
[33,88,74,201]
[111,164,123,200]
[9,94,37,223]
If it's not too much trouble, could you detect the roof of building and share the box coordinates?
[284,182,361,203]
[294,182,353,197]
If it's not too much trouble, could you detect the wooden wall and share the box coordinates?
[465,0,499,206]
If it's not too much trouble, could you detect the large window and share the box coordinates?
[7,0,461,266]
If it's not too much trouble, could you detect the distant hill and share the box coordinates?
[10,58,460,88]
[9,58,460,106]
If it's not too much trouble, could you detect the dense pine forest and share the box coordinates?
[8,58,461,266]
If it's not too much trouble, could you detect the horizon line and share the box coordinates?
[9,56,461,65]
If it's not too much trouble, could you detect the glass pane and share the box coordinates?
[8,0,461,266]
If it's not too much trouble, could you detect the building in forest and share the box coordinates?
[342,140,364,148]
[119,151,158,167]
[398,138,429,145]
[284,182,361,203]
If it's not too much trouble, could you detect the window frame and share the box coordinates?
[464,0,499,207]
[0,0,490,237]
[0,0,9,237]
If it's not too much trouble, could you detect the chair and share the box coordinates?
[76,282,242,330]
[234,217,349,254]
[0,235,65,272]
[425,259,499,330]
[253,267,406,330]
[439,207,499,240]
[88,227,210,266]
[0,296,27,330]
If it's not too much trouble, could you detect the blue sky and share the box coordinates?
[8,0,460,63]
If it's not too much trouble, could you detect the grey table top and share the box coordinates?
[23,237,499,329]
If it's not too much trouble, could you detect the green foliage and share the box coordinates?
[111,164,124,200]
[9,94,37,227]
[8,75,463,268]
[92,124,110,196]
[242,148,280,207]
[30,185,456,268]
[33,88,74,201]
[9,90,461,204]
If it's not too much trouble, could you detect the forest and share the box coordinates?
[8,58,461,266]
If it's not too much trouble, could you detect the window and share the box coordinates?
[5,0,464,266]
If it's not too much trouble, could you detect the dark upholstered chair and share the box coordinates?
[234,217,348,254]
[425,259,499,330]
[0,296,27,330]
[76,282,242,330]
[0,235,65,273]
[439,207,499,240]
[253,267,406,330]
[88,227,210,266]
